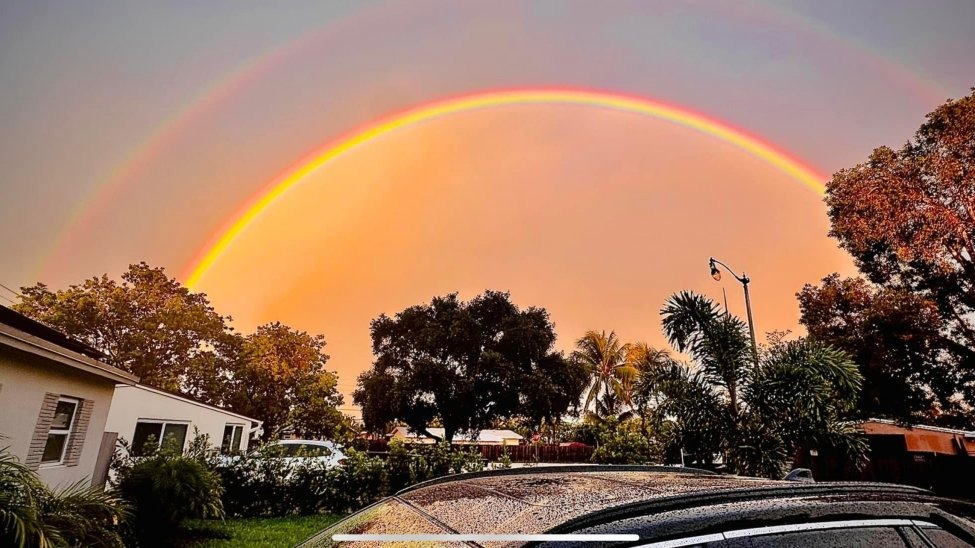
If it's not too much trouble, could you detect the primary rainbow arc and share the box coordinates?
[182,88,827,288]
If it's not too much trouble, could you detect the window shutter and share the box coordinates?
[64,399,94,467]
[26,392,60,470]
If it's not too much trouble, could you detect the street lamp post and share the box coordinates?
[709,257,759,365]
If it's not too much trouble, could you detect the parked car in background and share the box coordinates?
[299,465,975,547]
[262,439,346,468]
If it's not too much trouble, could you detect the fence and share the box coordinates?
[794,435,975,498]
[362,440,594,464]
[479,444,594,463]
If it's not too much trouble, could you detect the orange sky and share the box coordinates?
[189,105,857,409]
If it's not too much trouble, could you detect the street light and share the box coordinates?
[708,257,759,365]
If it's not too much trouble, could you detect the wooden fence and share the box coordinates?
[794,436,975,498]
[362,440,594,463]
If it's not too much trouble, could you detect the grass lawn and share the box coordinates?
[182,514,343,547]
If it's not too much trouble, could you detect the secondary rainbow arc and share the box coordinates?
[182,88,828,288]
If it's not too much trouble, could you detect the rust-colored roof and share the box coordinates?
[861,420,975,456]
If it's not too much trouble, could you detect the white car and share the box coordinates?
[261,439,347,468]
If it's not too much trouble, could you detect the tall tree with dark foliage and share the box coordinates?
[354,291,586,442]
[802,89,975,425]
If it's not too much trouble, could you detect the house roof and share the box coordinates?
[388,426,524,443]
[388,426,431,439]
[0,305,105,359]
[861,418,975,456]
[0,305,138,384]
[425,428,523,442]
[116,383,261,425]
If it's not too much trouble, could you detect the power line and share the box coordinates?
[0,282,21,298]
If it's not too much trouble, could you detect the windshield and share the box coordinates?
[299,498,463,548]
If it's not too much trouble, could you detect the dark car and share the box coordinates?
[299,465,975,547]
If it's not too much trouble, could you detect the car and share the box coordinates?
[262,439,346,468]
[298,465,975,547]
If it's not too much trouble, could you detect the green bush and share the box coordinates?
[320,449,389,514]
[385,438,415,492]
[496,446,513,469]
[116,450,224,543]
[591,430,657,464]
[213,453,296,517]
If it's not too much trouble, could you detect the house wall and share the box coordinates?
[104,385,254,454]
[0,346,116,489]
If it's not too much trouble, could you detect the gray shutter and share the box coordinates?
[64,399,94,467]
[25,392,60,470]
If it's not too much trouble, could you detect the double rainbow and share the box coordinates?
[182,88,827,288]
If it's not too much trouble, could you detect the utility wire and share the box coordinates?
[0,282,21,298]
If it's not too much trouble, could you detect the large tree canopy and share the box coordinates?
[226,322,348,441]
[15,263,231,391]
[798,274,959,423]
[354,291,586,442]
[15,263,350,442]
[805,89,975,423]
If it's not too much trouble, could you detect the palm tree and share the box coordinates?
[1,446,128,548]
[572,330,637,417]
[648,291,867,478]
[626,343,671,436]
[661,291,752,412]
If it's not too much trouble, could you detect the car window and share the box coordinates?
[634,521,926,548]
[298,498,463,547]
[709,526,909,547]
[916,524,973,548]
[298,444,332,457]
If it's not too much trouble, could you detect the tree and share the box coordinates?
[798,274,959,423]
[15,264,351,442]
[290,372,355,443]
[226,322,349,441]
[354,291,583,443]
[639,291,866,477]
[1,446,128,548]
[571,330,638,417]
[822,89,975,408]
[660,291,752,412]
[15,263,233,392]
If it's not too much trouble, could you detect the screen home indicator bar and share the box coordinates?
[333,533,640,542]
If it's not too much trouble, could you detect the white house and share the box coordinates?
[0,305,138,488]
[105,384,261,456]
[388,426,523,446]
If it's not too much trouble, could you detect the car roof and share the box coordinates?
[302,466,934,546]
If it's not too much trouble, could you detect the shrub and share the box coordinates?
[213,453,295,517]
[591,430,657,464]
[213,441,497,519]
[449,447,485,474]
[320,449,389,514]
[496,446,512,469]
[385,438,415,492]
[116,450,224,543]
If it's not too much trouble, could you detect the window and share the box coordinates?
[271,443,332,457]
[915,523,973,547]
[132,421,189,456]
[632,519,931,548]
[41,398,78,464]
[221,424,244,454]
[712,526,908,547]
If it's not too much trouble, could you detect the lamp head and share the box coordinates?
[709,258,721,281]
